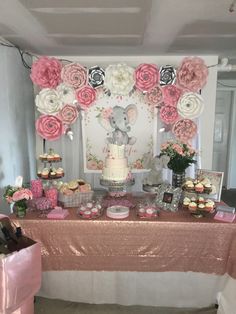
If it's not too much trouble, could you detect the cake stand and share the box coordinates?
[100,178,135,196]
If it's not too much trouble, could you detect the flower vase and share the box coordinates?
[172,172,185,188]
[15,204,27,218]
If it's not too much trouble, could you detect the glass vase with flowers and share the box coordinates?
[160,140,197,187]
[3,185,33,218]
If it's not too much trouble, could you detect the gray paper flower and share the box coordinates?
[159,65,176,86]
[88,66,105,89]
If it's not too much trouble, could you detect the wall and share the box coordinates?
[37,56,218,189]
[0,45,35,214]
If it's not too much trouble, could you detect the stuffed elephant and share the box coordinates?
[143,154,170,186]
[99,104,138,145]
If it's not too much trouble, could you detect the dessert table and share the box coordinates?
[9,195,236,314]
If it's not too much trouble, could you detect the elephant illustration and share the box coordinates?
[99,104,138,145]
[142,153,170,186]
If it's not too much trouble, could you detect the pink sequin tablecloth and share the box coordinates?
[10,198,236,279]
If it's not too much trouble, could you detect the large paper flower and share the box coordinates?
[172,119,197,142]
[104,63,135,95]
[56,83,76,104]
[159,65,176,86]
[30,56,62,89]
[88,66,105,89]
[146,85,163,105]
[135,64,159,92]
[160,105,179,124]
[76,86,96,109]
[35,88,63,115]
[61,63,87,89]
[177,92,204,119]
[36,115,63,141]
[177,57,208,92]
[162,85,182,106]
[58,104,78,125]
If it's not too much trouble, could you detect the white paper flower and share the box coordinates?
[177,92,204,119]
[35,88,63,115]
[104,63,135,95]
[56,83,76,104]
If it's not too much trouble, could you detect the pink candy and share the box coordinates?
[30,179,43,198]
[44,188,58,208]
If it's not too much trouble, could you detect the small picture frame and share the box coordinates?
[196,169,224,202]
[155,183,182,212]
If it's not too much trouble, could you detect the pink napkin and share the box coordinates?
[47,206,69,219]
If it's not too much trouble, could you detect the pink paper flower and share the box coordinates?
[159,105,179,125]
[61,63,87,89]
[146,85,163,105]
[172,119,197,142]
[76,86,96,109]
[162,85,182,106]
[30,56,62,89]
[177,57,208,92]
[58,104,78,125]
[36,115,63,141]
[135,64,159,92]
[12,188,33,202]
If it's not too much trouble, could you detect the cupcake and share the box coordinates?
[198,203,206,211]
[195,183,204,193]
[56,167,64,178]
[47,154,54,162]
[186,182,194,191]
[205,202,214,212]
[39,153,48,161]
[80,183,91,192]
[198,196,205,204]
[41,168,49,179]
[183,200,190,209]
[191,196,197,202]
[37,170,42,177]
[49,171,56,178]
[204,183,212,194]
[54,153,61,161]
[77,179,85,186]
[188,202,197,212]
[68,180,79,191]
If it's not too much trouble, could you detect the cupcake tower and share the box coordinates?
[37,148,64,179]
[183,196,215,214]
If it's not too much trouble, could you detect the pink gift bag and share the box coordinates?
[0,215,41,314]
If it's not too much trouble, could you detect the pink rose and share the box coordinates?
[76,86,96,109]
[162,85,182,106]
[30,56,62,89]
[36,115,63,141]
[177,57,208,92]
[146,85,163,105]
[13,188,33,202]
[87,160,98,170]
[160,105,179,125]
[61,63,87,89]
[135,64,159,92]
[172,119,197,142]
[57,104,78,125]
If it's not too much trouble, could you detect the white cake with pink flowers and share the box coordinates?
[102,144,130,181]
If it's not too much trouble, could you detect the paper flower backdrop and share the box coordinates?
[31,56,209,141]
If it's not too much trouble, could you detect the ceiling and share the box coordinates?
[0,0,236,77]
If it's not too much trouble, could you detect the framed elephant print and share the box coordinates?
[82,92,158,173]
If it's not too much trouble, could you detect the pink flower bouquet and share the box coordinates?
[3,185,33,212]
[160,140,196,173]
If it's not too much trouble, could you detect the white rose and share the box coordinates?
[177,92,204,119]
[104,63,135,95]
[35,88,63,115]
[56,83,76,104]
